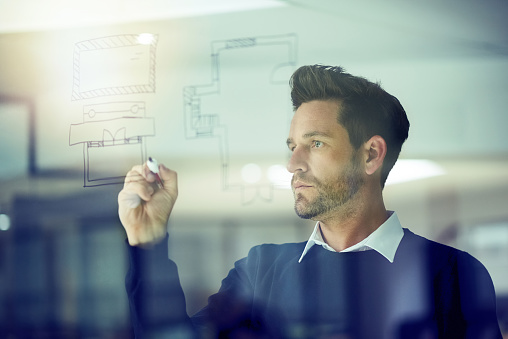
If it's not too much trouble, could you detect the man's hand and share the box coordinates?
[118,162,178,247]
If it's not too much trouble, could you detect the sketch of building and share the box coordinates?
[71,34,157,101]
[69,102,155,187]
[183,33,298,204]
[69,34,158,187]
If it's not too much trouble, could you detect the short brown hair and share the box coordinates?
[290,65,410,188]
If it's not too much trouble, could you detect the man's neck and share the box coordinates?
[317,195,388,252]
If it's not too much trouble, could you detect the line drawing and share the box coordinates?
[72,34,158,101]
[69,34,158,187]
[69,101,155,187]
[183,33,298,204]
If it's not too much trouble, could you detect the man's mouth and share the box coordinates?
[293,181,313,191]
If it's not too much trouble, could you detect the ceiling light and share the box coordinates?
[241,163,262,184]
[386,159,445,185]
[267,164,292,189]
[137,33,155,45]
[0,214,10,231]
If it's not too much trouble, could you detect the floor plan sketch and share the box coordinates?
[183,33,298,204]
[69,34,158,187]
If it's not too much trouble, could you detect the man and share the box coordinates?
[118,65,502,338]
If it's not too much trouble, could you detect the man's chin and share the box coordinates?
[295,210,320,220]
[294,202,320,220]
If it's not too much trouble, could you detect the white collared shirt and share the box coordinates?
[298,211,404,263]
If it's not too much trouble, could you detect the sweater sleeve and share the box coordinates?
[190,245,272,337]
[125,236,263,338]
[456,251,502,339]
[125,235,197,338]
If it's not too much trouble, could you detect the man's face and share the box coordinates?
[286,100,364,220]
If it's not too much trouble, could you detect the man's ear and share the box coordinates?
[364,135,387,176]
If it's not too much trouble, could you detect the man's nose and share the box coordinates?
[287,146,308,174]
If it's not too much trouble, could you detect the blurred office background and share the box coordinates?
[0,0,508,337]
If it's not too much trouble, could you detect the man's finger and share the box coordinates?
[123,168,155,202]
[118,189,142,209]
[158,164,178,194]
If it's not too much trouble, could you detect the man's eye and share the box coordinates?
[313,141,323,148]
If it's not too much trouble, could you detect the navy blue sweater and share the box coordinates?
[126,229,501,338]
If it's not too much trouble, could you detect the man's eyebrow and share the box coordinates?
[286,131,332,148]
[302,131,332,139]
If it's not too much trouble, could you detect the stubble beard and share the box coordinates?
[292,153,364,220]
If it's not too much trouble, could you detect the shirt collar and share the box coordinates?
[298,211,404,263]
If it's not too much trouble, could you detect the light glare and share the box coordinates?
[241,163,262,184]
[0,214,10,231]
[386,159,445,185]
[137,33,154,45]
[267,165,292,189]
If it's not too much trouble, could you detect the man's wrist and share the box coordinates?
[126,231,167,249]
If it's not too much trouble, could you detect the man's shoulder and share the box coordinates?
[249,241,307,258]
[241,241,306,268]
[401,228,461,252]
[400,228,488,271]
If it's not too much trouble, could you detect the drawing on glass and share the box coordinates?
[69,34,158,187]
[71,34,157,100]
[183,33,298,204]
[69,101,155,187]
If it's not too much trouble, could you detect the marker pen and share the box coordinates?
[147,157,164,189]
